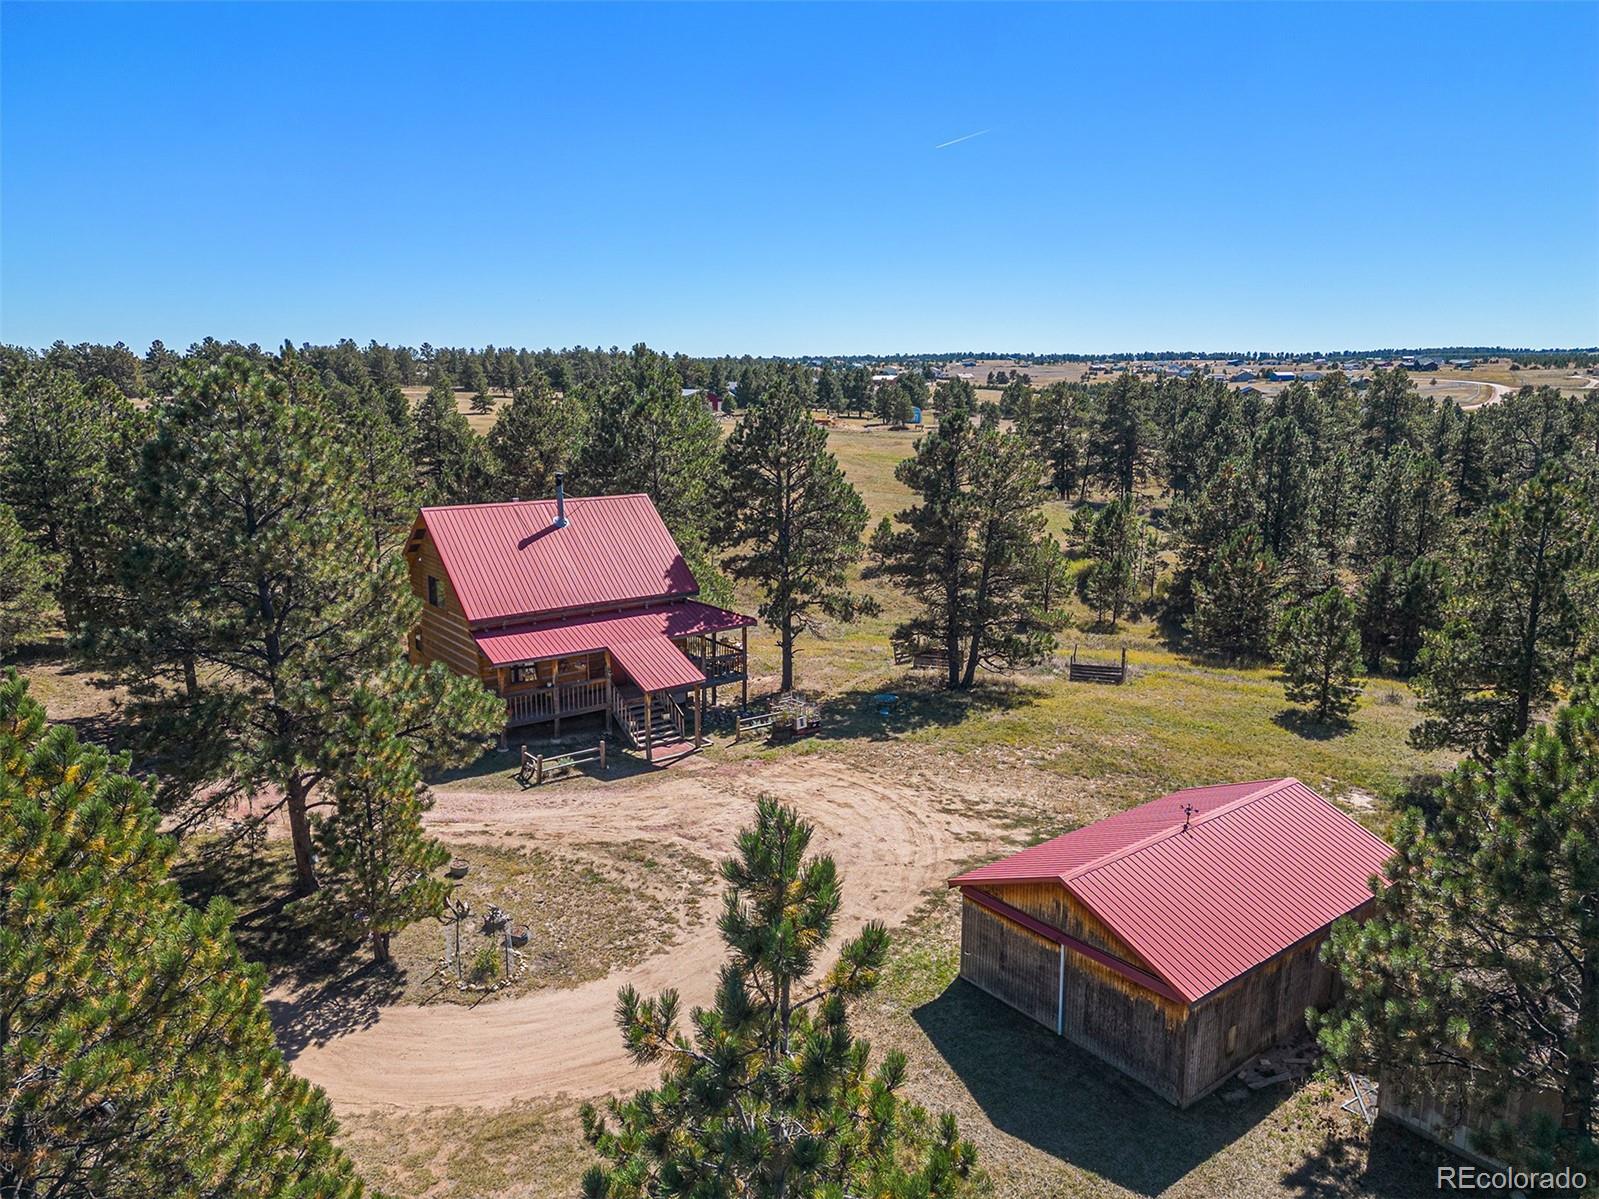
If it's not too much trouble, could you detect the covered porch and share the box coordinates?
[473,601,754,756]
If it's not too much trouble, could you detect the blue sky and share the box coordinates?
[3,2,1596,355]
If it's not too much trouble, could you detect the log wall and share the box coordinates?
[407,529,492,684]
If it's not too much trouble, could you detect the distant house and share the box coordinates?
[1238,385,1265,398]
[1268,370,1297,382]
[1229,370,1257,383]
[681,387,722,414]
[949,778,1391,1106]
[1448,358,1475,369]
[405,481,755,757]
[1300,371,1325,382]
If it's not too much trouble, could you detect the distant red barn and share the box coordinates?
[949,778,1391,1105]
[405,478,754,758]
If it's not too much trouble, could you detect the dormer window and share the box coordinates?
[426,575,441,607]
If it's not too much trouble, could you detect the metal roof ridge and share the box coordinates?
[419,493,651,513]
[1056,777,1297,886]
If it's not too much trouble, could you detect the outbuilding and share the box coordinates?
[949,778,1391,1106]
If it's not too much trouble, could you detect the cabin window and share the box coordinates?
[412,632,424,655]
[1225,1024,1238,1055]
[510,664,542,685]
[426,575,441,607]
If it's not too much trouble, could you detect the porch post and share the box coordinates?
[693,684,703,748]
[604,652,613,734]
[741,625,749,708]
[710,631,718,706]
[644,689,653,759]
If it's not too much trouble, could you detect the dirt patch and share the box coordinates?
[271,755,994,1111]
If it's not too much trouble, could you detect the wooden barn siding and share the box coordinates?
[407,531,493,683]
[1063,951,1187,1105]
[960,888,1188,1104]
[1179,932,1337,1105]
[986,882,1159,975]
[958,899,1060,1031]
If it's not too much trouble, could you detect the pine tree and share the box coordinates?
[1168,458,1262,617]
[0,362,148,631]
[1028,382,1090,500]
[576,345,726,601]
[1081,497,1146,629]
[328,382,421,563]
[106,354,500,891]
[1318,668,1599,1173]
[413,374,491,503]
[487,375,582,502]
[1412,465,1594,762]
[882,382,1057,689]
[1190,528,1277,660]
[299,689,450,963]
[469,391,494,415]
[867,515,895,571]
[715,374,872,691]
[815,361,844,414]
[1254,408,1313,559]
[1090,373,1154,498]
[0,670,364,1198]
[1277,586,1363,723]
[0,503,54,661]
[581,797,978,1198]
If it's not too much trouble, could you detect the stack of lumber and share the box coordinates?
[1234,1040,1319,1090]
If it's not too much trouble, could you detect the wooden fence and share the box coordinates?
[519,739,607,785]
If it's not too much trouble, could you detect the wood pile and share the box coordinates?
[1234,1039,1320,1091]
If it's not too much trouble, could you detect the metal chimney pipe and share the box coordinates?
[553,472,569,528]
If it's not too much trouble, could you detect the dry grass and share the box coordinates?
[175,832,716,1008]
[339,1099,589,1199]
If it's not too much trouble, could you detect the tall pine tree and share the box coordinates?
[0,670,364,1198]
[715,373,872,691]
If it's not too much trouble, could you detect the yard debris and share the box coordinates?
[1235,1038,1320,1091]
[1341,1073,1379,1125]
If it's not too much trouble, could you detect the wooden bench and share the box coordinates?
[519,739,607,785]
[892,644,950,670]
[1067,645,1128,685]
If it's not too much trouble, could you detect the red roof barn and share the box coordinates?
[405,480,754,758]
[949,778,1391,1105]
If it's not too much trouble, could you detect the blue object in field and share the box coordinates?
[910,407,922,424]
[873,692,899,718]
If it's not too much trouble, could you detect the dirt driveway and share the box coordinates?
[271,754,996,1112]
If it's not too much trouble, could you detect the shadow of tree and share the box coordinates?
[811,678,1046,744]
[1279,1116,1459,1198]
[425,715,659,789]
[266,962,406,1060]
[1273,709,1354,741]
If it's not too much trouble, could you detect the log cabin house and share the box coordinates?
[404,478,754,759]
[949,778,1391,1106]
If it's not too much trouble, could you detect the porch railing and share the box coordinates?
[684,650,747,681]
[506,678,610,727]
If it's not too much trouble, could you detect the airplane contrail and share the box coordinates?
[934,129,989,149]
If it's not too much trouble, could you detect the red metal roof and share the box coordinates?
[471,600,754,693]
[950,779,1392,1003]
[419,495,698,624]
